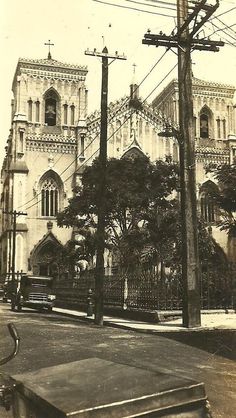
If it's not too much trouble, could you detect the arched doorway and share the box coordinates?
[30,231,63,280]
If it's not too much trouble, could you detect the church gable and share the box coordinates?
[85,89,164,162]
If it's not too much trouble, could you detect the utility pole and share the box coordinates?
[4,210,27,283]
[143,0,224,327]
[85,47,126,325]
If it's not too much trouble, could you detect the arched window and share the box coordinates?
[70,105,75,125]
[28,100,33,121]
[200,181,218,223]
[200,193,215,222]
[217,118,221,139]
[63,104,68,125]
[41,177,59,217]
[35,101,40,122]
[44,89,59,126]
[199,106,213,139]
[200,114,209,138]
[222,119,226,138]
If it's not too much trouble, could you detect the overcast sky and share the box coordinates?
[0,0,236,166]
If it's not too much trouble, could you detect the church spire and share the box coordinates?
[44,39,54,60]
[130,63,139,100]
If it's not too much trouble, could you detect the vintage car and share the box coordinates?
[11,275,56,312]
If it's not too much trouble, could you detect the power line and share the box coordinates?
[91,0,176,17]
[214,17,236,42]
[124,0,176,11]
[206,21,236,47]
[209,5,236,21]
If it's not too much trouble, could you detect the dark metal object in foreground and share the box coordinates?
[11,358,210,417]
[0,324,20,410]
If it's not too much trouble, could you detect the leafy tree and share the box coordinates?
[143,200,218,277]
[207,163,236,234]
[57,156,179,271]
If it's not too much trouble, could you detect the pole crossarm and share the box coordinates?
[85,49,127,61]
[142,34,224,52]
[3,210,27,216]
[142,0,223,52]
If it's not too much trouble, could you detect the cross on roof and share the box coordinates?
[44,40,54,60]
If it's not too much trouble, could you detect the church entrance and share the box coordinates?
[30,231,64,280]
[33,241,59,279]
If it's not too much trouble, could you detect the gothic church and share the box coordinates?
[1,52,236,280]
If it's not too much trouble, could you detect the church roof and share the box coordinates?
[17,57,87,72]
[193,77,235,90]
[87,95,163,131]
[12,57,88,87]
[152,77,235,106]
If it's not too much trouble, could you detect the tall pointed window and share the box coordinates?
[41,177,59,217]
[222,119,226,138]
[200,181,218,223]
[36,101,40,122]
[200,193,215,222]
[70,105,75,125]
[63,104,68,125]
[200,106,213,139]
[45,98,56,126]
[217,118,221,139]
[200,114,209,138]
[28,100,33,122]
[44,89,59,126]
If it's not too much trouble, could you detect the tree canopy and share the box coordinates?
[57,156,179,270]
[207,163,236,234]
[57,155,218,274]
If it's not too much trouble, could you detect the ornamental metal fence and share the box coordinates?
[54,267,235,312]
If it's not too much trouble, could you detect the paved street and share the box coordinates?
[0,303,236,417]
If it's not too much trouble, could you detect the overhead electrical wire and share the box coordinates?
[206,20,236,47]
[209,5,236,21]
[124,0,176,12]
[214,17,236,42]
[91,0,176,17]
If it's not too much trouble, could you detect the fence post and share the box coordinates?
[87,288,94,317]
[123,275,128,310]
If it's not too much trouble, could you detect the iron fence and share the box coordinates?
[54,268,235,311]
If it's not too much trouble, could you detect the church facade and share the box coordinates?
[0,55,88,279]
[1,54,236,281]
[152,77,236,262]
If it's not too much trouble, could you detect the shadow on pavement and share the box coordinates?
[160,329,236,361]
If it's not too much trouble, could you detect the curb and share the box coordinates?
[53,308,236,334]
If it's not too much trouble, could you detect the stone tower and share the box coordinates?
[0,54,88,278]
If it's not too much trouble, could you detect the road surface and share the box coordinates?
[0,303,235,417]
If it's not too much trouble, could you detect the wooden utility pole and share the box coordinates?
[85,47,126,325]
[4,210,27,283]
[143,0,224,327]
[177,0,200,327]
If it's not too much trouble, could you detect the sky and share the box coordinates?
[0,0,236,166]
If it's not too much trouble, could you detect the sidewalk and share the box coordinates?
[54,307,236,333]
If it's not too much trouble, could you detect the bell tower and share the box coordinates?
[1,50,88,277]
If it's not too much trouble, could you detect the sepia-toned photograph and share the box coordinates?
[0,1,236,417]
